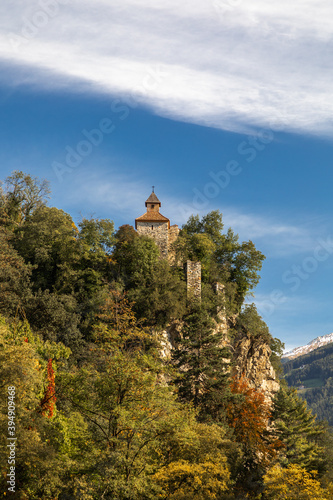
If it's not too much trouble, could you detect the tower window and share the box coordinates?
[151,225,154,230]
[151,204,155,208]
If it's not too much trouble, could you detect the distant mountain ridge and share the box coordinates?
[282,342,333,426]
[282,333,333,360]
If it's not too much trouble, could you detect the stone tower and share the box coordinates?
[135,190,175,259]
[135,190,201,297]
[185,260,201,299]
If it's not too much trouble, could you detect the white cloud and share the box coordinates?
[165,198,318,257]
[58,166,148,221]
[57,166,322,258]
[221,210,316,257]
[1,0,333,135]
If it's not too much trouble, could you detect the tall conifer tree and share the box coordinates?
[172,306,232,425]
[272,386,326,473]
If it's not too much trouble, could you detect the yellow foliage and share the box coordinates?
[263,464,327,500]
[325,483,333,500]
[154,458,230,499]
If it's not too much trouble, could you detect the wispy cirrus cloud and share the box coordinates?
[221,210,314,257]
[1,0,333,135]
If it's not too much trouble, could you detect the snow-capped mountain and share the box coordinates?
[282,333,333,360]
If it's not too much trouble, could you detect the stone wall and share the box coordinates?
[168,224,180,264]
[213,282,228,335]
[136,221,169,259]
[168,224,180,247]
[185,260,201,299]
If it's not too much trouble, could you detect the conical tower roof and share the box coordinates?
[145,191,161,206]
[135,190,170,229]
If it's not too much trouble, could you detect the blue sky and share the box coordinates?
[1,1,333,351]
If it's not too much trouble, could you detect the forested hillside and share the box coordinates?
[283,343,333,426]
[1,171,333,499]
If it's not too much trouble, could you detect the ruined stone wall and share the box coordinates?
[168,225,180,247]
[168,224,180,264]
[213,282,228,336]
[136,221,169,258]
[185,260,201,299]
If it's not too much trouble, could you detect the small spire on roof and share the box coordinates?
[145,191,161,207]
[152,185,155,193]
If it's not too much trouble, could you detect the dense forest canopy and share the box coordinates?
[0,171,332,499]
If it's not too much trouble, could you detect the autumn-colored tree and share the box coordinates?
[228,376,270,446]
[227,375,281,463]
[59,342,232,500]
[0,315,71,498]
[154,455,230,500]
[263,464,328,500]
[153,421,232,500]
[40,359,56,418]
[226,375,283,495]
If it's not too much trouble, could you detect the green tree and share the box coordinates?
[178,211,265,307]
[128,259,186,327]
[26,289,82,348]
[272,386,326,473]
[78,217,115,255]
[0,170,50,228]
[10,204,116,345]
[113,234,160,287]
[0,227,32,318]
[172,306,231,425]
[235,303,284,374]
[13,205,77,292]
[53,294,231,499]
[113,233,186,326]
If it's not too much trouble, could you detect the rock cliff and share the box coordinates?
[232,332,280,400]
[159,320,280,403]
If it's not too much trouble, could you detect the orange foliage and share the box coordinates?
[40,359,56,418]
[227,375,282,464]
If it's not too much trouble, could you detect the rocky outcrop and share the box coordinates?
[158,320,280,403]
[158,320,183,359]
[232,333,280,400]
